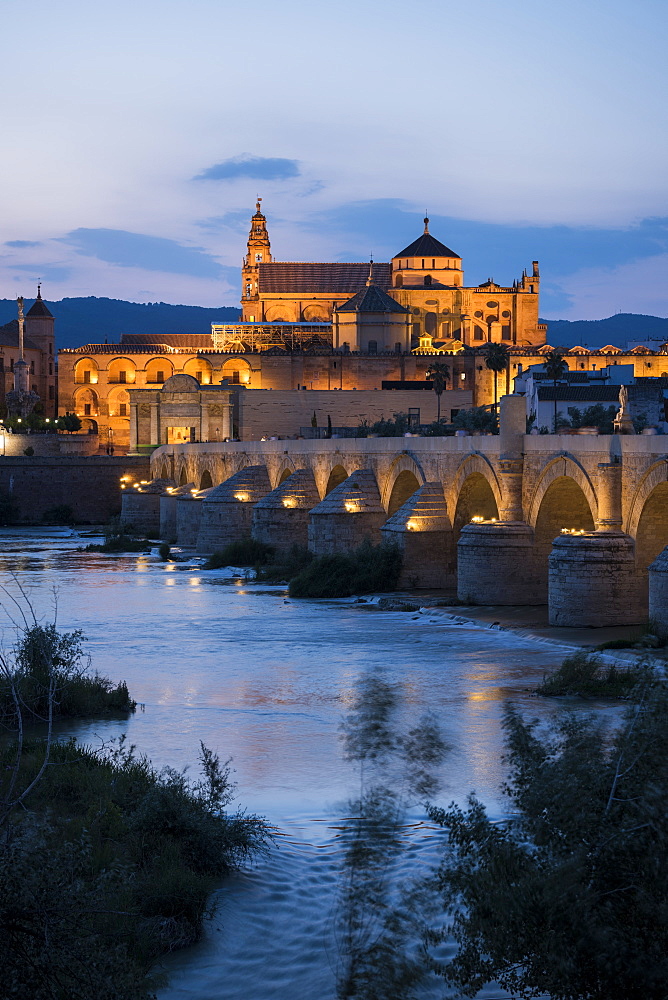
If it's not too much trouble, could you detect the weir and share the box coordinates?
[136,397,668,627]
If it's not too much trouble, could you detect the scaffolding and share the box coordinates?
[211,322,332,352]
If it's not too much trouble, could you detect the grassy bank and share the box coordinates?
[0,738,269,1000]
[536,650,652,698]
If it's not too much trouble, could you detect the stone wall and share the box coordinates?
[0,433,99,457]
[0,456,150,523]
[237,389,471,441]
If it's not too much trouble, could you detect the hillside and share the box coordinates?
[0,297,240,350]
[541,313,668,350]
[1,297,666,352]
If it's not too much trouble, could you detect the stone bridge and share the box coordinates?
[136,395,668,629]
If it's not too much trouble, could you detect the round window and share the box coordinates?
[474,310,483,318]
[412,308,421,315]
[502,310,511,318]
[486,301,498,308]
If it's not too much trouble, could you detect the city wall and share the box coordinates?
[0,456,151,523]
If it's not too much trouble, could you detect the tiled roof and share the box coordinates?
[120,333,213,349]
[336,285,409,314]
[26,295,53,318]
[394,233,459,259]
[538,385,621,402]
[0,319,40,352]
[258,262,391,294]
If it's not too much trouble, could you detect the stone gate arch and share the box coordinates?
[381,452,426,514]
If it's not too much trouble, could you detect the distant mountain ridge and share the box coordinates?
[0,297,240,350]
[0,297,666,352]
[540,314,668,350]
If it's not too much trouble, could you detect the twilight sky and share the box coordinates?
[1,0,667,319]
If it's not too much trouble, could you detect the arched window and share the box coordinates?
[395,274,403,288]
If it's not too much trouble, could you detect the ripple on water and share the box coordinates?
[0,530,588,999]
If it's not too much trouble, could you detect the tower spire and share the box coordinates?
[366,256,374,286]
[17,296,25,361]
[424,213,429,234]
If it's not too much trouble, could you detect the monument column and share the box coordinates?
[200,401,210,442]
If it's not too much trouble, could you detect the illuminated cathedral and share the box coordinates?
[240,200,546,349]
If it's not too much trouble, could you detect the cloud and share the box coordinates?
[59,228,224,279]
[5,240,41,248]
[194,155,300,182]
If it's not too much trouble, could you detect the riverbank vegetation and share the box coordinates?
[288,541,402,598]
[426,664,668,1000]
[536,649,651,697]
[203,537,274,569]
[84,518,153,553]
[0,623,135,723]
[0,614,269,999]
[1,737,269,1000]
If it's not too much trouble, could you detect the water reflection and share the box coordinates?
[0,528,600,999]
[335,671,449,998]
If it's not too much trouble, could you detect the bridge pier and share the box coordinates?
[457,521,542,605]
[196,465,272,554]
[121,478,174,536]
[649,546,668,636]
[381,482,454,589]
[175,487,213,547]
[548,532,644,627]
[160,482,195,541]
[252,469,321,553]
[308,469,386,555]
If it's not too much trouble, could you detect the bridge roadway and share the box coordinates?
[140,396,668,629]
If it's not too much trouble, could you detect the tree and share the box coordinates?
[483,343,509,415]
[425,665,668,1000]
[57,412,82,434]
[425,362,450,423]
[543,349,569,432]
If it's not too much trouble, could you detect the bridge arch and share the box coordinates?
[450,454,502,519]
[381,452,426,513]
[531,461,597,592]
[452,472,499,544]
[629,463,668,572]
[325,464,349,496]
[527,455,598,529]
[178,465,188,486]
[275,459,297,489]
[199,469,213,490]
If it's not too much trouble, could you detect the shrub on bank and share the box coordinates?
[289,541,402,598]
[203,537,275,569]
[536,649,651,697]
[256,544,314,583]
[0,623,135,724]
[0,738,269,1000]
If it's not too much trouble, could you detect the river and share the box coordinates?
[0,528,621,999]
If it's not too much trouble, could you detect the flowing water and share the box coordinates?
[0,529,622,999]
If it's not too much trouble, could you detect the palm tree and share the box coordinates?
[426,362,450,423]
[483,343,510,415]
[543,349,568,432]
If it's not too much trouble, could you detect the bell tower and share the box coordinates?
[241,198,272,321]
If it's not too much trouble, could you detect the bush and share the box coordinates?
[203,537,275,569]
[86,534,151,553]
[256,544,313,583]
[0,623,135,724]
[0,738,269,999]
[42,503,75,524]
[536,649,650,697]
[289,541,402,598]
[23,446,34,456]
